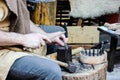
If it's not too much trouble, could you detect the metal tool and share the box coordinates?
[99,41,105,55]
[56,23,77,73]
[91,40,109,49]
[57,22,72,63]
[89,49,91,56]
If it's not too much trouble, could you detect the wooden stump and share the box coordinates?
[62,50,107,80]
[62,63,107,80]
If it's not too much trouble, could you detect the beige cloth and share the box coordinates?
[0,49,30,80]
[0,47,47,80]
[0,46,47,80]
[0,0,10,31]
[0,0,47,80]
[5,0,30,34]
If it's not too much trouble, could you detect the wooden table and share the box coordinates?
[97,26,120,72]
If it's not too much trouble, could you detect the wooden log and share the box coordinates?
[62,50,107,80]
[62,63,107,80]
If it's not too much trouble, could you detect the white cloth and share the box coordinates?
[69,0,120,18]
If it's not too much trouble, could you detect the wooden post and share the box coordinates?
[77,18,83,26]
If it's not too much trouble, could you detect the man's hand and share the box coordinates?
[30,21,68,46]
[22,33,51,48]
[46,31,68,46]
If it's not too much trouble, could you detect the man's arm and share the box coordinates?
[0,30,25,46]
[0,30,51,48]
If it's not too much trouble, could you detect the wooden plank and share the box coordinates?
[67,26,100,44]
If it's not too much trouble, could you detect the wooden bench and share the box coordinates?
[98,26,120,72]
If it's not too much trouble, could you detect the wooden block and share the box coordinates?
[67,26,99,44]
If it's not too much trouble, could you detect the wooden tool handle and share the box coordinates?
[51,59,68,67]
[72,47,84,55]
[35,55,68,68]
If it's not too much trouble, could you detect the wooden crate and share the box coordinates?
[67,26,100,44]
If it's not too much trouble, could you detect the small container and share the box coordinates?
[80,49,107,64]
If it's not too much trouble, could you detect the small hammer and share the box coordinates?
[53,59,77,73]
[38,55,77,73]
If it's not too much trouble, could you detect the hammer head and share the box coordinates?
[57,45,72,63]
[66,61,77,73]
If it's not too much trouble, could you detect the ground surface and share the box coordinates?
[107,61,120,80]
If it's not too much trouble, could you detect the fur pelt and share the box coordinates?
[69,0,120,18]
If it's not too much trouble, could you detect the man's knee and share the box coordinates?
[55,26,65,32]
[39,25,65,33]
[35,61,62,80]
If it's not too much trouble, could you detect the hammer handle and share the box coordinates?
[51,59,68,67]
[33,55,69,68]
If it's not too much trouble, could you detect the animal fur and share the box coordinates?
[69,0,120,18]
